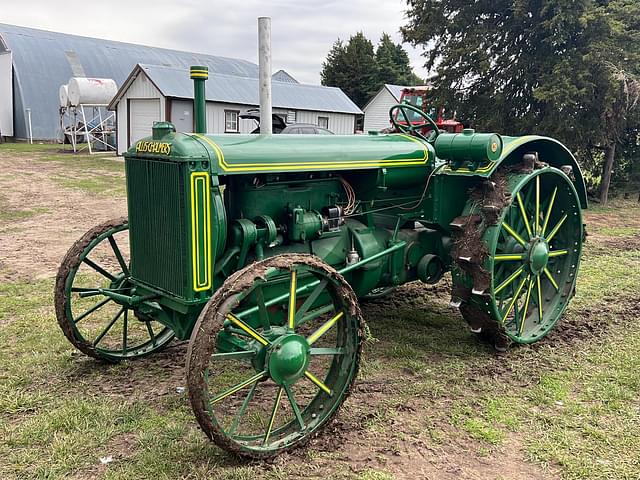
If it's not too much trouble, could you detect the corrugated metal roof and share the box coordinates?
[385,84,409,102]
[272,69,298,83]
[0,23,263,139]
[116,64,362,115]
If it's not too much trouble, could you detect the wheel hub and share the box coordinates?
[528,237,549,275]
[267,334,310,385]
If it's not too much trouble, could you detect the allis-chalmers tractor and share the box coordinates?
[55,66,586,458]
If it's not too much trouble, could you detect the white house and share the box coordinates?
[362,84,408,133]
[109,64,362,155]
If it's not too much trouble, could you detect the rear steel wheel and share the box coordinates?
[452,164,583,347]
[187,254,363,458]
[54,218,175,362]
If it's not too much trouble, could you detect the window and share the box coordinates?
[225,110,239,133]
[286,110,297,124]
[317,116,329,129]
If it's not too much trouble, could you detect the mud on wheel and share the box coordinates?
[451,155,584,349]
[54,218,174,362]
[187,254,363,458]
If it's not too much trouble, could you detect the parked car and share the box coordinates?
[281,123,334,135]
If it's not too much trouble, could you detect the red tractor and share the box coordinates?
[392,86,464,136]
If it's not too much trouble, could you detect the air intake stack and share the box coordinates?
[190,65,208,134]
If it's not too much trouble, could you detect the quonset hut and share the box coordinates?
[0,23,361,145]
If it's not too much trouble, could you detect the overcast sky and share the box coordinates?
[2,0,428,84]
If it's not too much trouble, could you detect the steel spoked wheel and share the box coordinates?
[187,254,363,458]
[54,218,174,362]
[456,167,583,346]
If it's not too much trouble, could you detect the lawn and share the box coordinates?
[0,143,639,479]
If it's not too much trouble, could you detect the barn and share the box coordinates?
[0,23,361,146]
[362,84,408,133]
[109,64,362,155]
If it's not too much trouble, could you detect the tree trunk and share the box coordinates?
[599,143,616,205]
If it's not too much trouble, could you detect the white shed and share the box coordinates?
[362,84,408,133]
[109,64,362,155]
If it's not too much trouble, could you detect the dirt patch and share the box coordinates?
[0,151,126,282]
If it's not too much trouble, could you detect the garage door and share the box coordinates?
[129,99,161,147]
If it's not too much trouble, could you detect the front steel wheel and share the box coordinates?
[187,254,363,458]
[54,218,174,362]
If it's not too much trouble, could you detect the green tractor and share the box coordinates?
[55,66,586,458]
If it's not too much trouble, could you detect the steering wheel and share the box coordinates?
[389,103,440,143]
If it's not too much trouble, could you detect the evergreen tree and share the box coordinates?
[401,0,640,203]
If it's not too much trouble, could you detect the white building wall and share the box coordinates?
[0,52,13,137]
[116,73,164,154]
[363,88,398,133]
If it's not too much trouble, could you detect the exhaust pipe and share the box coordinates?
[258,17,272,135]
[190,65,208,134]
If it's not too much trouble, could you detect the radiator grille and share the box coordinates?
[126,158,187,297]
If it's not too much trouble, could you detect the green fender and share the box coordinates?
[438,135,588,209]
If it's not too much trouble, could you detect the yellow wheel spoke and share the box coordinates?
[304,370,332,396]
[536,276,543,323]
[502,222,527,247]
[516,192,532,238]
[288,270,297,330]
[307,311,344,345]
[494,253,526,262]
[263,387,284,445]
[227,313,270,346]
[518,278,534,336]
[542,187,558,235]
[548,249,568,258]
[543,267,559,291]
[545,214,567,243]
[210,371,266,405]
[502,275,529,324]
[495,265,525,294]
[535,176,540,235]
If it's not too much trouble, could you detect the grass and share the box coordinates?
[0,144,639,479]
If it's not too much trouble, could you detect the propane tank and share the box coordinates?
[67,77,118,106]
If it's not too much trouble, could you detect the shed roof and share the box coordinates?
[110,64,363,115]
[0,23,297,139]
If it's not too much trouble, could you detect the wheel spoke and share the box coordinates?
[263,387,284,445]
[516,192,532,238]
[310,347,345,356]
[254,285,271,331]
[543,267,559,291]
[122,309,128,353]
[283,383,305,431]
[227,313,270,346]
[82,257,116,281]
[501,275,529,324]
[210,351,256,361]
[295,279,328,327]
[535,176,541,235]
[93,307,125,346]
[548,249,568,258]
[542,186,558,235]
[227,380,259,437]
[518,278,534,336]
[145,321,157,347]
[288,270,297,330]
[494,253,526,262]
[298,303,335,327]
[210,371,266,405]
[307,311,344,345]
[73,297,111,324]
[545,214,567,243]
[304,370,332,396]
[501,221,527,247]
[536,276,543,323]
[107,236,130,277]
[495,265,525,294]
